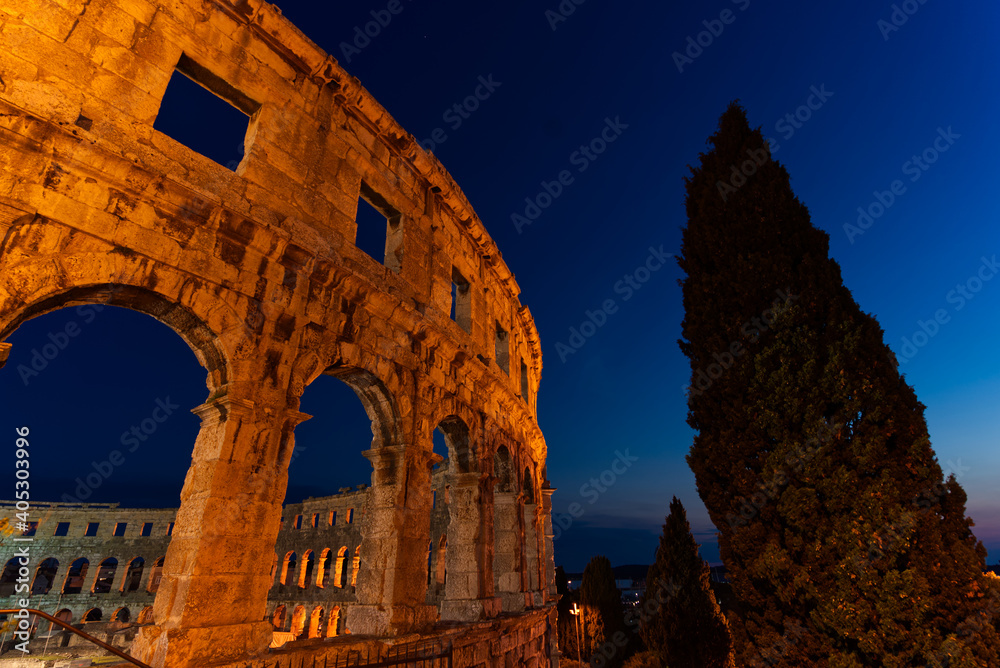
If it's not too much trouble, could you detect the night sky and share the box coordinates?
[3,1,999,573]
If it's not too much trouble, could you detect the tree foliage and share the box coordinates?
[642,497,733,668]
[581,555,626,665]
[679,101,1000,666]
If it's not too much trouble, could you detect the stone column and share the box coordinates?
[493,491,524,612]
[132,394,309,667]
[541,487,558,603]
[440,472,500,621]
[523,501,542,607]
[347,444,438,635]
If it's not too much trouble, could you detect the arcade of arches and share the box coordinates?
[0,0,557,664]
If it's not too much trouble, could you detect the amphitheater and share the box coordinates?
[0,0,557,664]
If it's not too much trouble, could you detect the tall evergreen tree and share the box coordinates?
[679,102,1000,666]
[642,497,733,668]
[581,555,626,664]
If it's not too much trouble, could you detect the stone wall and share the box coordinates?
[0,0,557,664]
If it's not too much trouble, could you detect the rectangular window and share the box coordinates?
[521,359,530,399]
[166,522,174,536]
[21,522,38,536]
[294,515,303,530]
[495,323,509,374]
[345,509,353,524]
[355,181,403,273]
[451,267,471,333]
[85,522,100,537]
[141,523,153,537]
[330,511,337,526]
[113,522,127,537]
[152,54,260,171]
[312,513,320,528]
[432,490,437,510]
[54,522,70,537]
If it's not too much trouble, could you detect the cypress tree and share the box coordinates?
[642,497,733,668]
[580,555,626,665]
[679,101,1000,666]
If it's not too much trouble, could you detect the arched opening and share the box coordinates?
[137,606,154,625]
[0,559,18,596]
[334,547,348,588]
[436,417,473,474]
[92,557,118,594]
[62,558,89,595]
[316,548,332,588]
[290,605,307,639]
[112,607,131,623]
[326,606,341,638]
[147,557,164,593]
[31,557,59,595]
[280,552,297,586]
[351,545,361,587]
[83,608,103,623]
[436,535,447,585]
[122,557,145,592]
[271,605,287,631]
[298,550,315,589]
[308,606,324,638]
[55,609,73,624]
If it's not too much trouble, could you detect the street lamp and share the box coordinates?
[569,602,582,665]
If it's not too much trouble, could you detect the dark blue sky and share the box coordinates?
[3,1,999,572]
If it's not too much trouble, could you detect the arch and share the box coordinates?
[137,606,154,625]
[334,547,348,588]
[30,557,59,595]
[112,607,131,623]
[436,416,473,473]
[494,446,516,493]
[523,466,535,504]
[298,549,315,589]
[308,606,324,638]
[316,548,332,588]
[350,545,361,586]
[435,535,447,585]
[147,557,164,593]
[271,605,287,631]
[320,365,404,453]
[55,609,73,624]
[280,551,297,585]
[0,278,232,394]
[122,557,145,592]
[92,557,118,593]
[290,605,307,639]
[82,608,103,623]
[62,558,89,595]
[326,606,341,638]
[0,558,18,596]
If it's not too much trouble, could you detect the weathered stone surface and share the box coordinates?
[0,0,556,664]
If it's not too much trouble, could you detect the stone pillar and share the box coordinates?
[523,501,542,607]
[132,394,308,667]
[347,445,438,635]
[440,472,500,621]
[493,491,524,612]
[541,487,558,603]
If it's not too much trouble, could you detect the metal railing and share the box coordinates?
[0,608,153,668]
